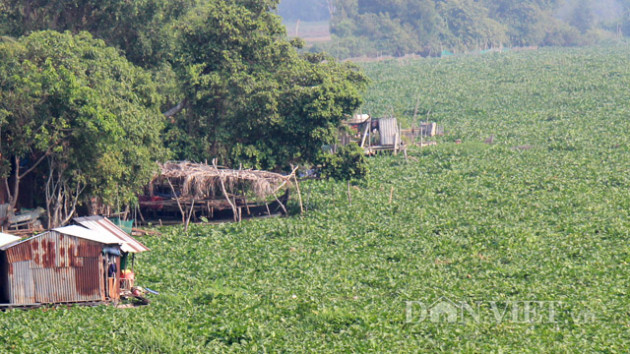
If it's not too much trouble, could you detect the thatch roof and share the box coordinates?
[156,161,292,200]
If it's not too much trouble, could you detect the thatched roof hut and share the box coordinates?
[157,161,292,200]
[141,162,296,225]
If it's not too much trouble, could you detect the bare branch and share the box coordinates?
[18,149,52,179]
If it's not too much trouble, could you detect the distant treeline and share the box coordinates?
[282,0,630,58]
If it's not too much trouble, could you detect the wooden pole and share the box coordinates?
[185,198,195,232]
[136,204,146,224]
[166,179,185,225]
[213,160,239,222]
[347,182,352,206]
[291,165,304,215]
[360,122,370,148]
[272,165,299,195]
[293,174,304,214]
[389,186,395,204]
[273,193,288,215]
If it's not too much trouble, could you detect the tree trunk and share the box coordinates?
[9,156,20,209]
[45,159,85,228]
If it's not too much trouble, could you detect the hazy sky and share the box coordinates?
[557,0,623,23]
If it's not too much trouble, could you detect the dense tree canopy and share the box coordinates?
[168,1,367,169]
[0,0,195,67]
[0,0,367,219]
[0,31,165,224]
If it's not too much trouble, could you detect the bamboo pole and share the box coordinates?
[291,165,304,214]
[389,186,395,204]
[167,179,186,224]
[271,165,299,194]
[213,160,239,222]
[273,193,288,215]
[185,198,195,232]
[347,182,352,206]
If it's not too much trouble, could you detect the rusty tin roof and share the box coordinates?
[74,216,149,253]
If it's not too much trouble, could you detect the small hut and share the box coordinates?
[0,225,124,306]
[139,162,294,223]
[339,115,403,155]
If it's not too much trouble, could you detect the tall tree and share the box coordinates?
[0,0,195,68]
[168,0,367,169]
[0,31,165,225]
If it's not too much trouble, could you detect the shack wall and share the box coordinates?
[379,118,399,146]
[3,232,112,305]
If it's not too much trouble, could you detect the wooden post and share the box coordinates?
[244,197,251,216]
[389,186,394,204]
[213,160,238,222]
[185,198,195,232]
[273,193,288,215]
[360,122,370,148]
[136,204,146,224]
[291,165,304,215]
[347,182,352,206]
[167,179,186,225]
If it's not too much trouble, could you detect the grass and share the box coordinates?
[2,45,630,352]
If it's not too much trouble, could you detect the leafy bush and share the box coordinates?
[318,143,368,180]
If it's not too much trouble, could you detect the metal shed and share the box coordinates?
[378,118,400,146]
[74,216,149,254]
[0,226,123,306]
[0,232,20,248]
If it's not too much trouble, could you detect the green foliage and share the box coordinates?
[329,0,443,56]
[319,143,368,180]
[2,45,630,351]
[0,31,166,205]
[0,0,369,208]
[168,0,368,169]
[0,0,195,68]
[320,0,620,58]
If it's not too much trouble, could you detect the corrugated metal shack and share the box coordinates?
[74,216,149,254]
[0,225,123,306]
[74,216,149,291]
[339,115,403,155]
